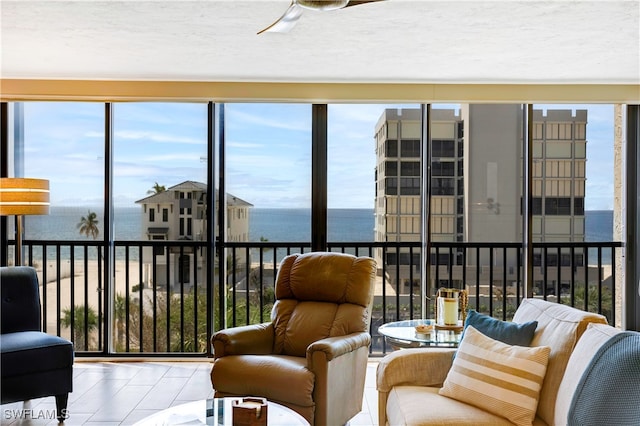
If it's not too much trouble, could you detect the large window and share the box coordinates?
[432,139,455,157]
[8,103,105,347]
[532,104,617,305]
[400,139,420,157]
[224,103,312,258]
[432,161,455,176]
[545,197,572,215]
[20,103,105,242]
[327,104,419,246]
[111,102,208,312]
[113,103,208,241]
[2,100,626,351]
[327,104,378,244]
[400,161,420,176]
[385,140,397,157]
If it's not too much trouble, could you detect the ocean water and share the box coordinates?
[249,208,375,242]
[584,210,614,242]
[585,210,616,265]
[24,207,613,242]
[22,207,376,242]
[24,206,142,241]
[21,207,614,261]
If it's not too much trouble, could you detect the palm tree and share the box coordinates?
[113,293,127,351]
[61,305,99,351]
[147,182,166,195]
[77,210,99,239]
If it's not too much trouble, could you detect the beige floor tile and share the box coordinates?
[1,360,381,425]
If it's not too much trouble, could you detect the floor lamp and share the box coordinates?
[0,178,50,266]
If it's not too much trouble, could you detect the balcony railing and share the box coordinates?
[7,239,622,357]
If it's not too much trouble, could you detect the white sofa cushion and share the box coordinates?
[554,323,621,425]
[512,298,607,425]
[387,386,514,426]
[439,326,550,426]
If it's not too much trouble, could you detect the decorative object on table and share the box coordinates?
[414,323,434,335]
[434,287,468,330]
[232,397,268,426]
[0,177,50,265]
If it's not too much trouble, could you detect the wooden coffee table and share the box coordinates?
[133,397,309,425]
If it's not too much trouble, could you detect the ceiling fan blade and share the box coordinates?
[298,0,349,10]
[344,0,386,7]
[257,2,304,34]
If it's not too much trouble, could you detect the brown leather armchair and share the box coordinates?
[210,252,376,426]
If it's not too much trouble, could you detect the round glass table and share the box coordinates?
[133,397,309,425]
[378,319,463,349]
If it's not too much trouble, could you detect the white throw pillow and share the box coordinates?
[439,326,551,426]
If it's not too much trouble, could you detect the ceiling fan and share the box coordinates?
[258,0,386,34]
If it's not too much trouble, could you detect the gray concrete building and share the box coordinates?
[375,105,588,298]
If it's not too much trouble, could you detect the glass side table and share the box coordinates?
[378,319,463,349]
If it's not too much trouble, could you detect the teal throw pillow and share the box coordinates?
[463,309,538,347]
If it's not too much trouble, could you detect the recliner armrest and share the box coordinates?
[211,322,274,358]
[376,347,456,392]
[306,331,370,362]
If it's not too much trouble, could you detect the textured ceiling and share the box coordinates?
[1,0,639,84]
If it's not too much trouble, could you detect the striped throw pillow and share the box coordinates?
[439,326,551,426]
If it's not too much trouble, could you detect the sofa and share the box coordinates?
[377,298,640,425]
[1,266,74,422]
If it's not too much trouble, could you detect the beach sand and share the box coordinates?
[36,260,141,338]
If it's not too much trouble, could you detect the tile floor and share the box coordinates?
[1,360,380,426]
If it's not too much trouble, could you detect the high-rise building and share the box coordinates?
[374,105,587,293]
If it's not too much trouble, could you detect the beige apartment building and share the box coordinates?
[375,105,591,299]
[136,180,252,289]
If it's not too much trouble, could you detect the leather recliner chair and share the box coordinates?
[1,266,74,422]
[210,251,376,426]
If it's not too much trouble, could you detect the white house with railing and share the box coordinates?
[135,180,252,289]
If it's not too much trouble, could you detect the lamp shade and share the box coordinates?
[0,178,50,216]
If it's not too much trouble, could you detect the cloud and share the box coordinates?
[141,153,204,162]
[84,131,105,138]
[226,107,310,132]
[115,130,205,145]
[65,152,103,160]
[227,140,265,149]
[19,102,618,211]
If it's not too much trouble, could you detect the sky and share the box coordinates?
[18,102,615,210]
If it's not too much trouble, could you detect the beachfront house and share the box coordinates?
[135,181,252,290]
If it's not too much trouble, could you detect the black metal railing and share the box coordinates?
[6,239,623,357]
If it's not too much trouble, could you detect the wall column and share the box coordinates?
[624,105,640,331]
